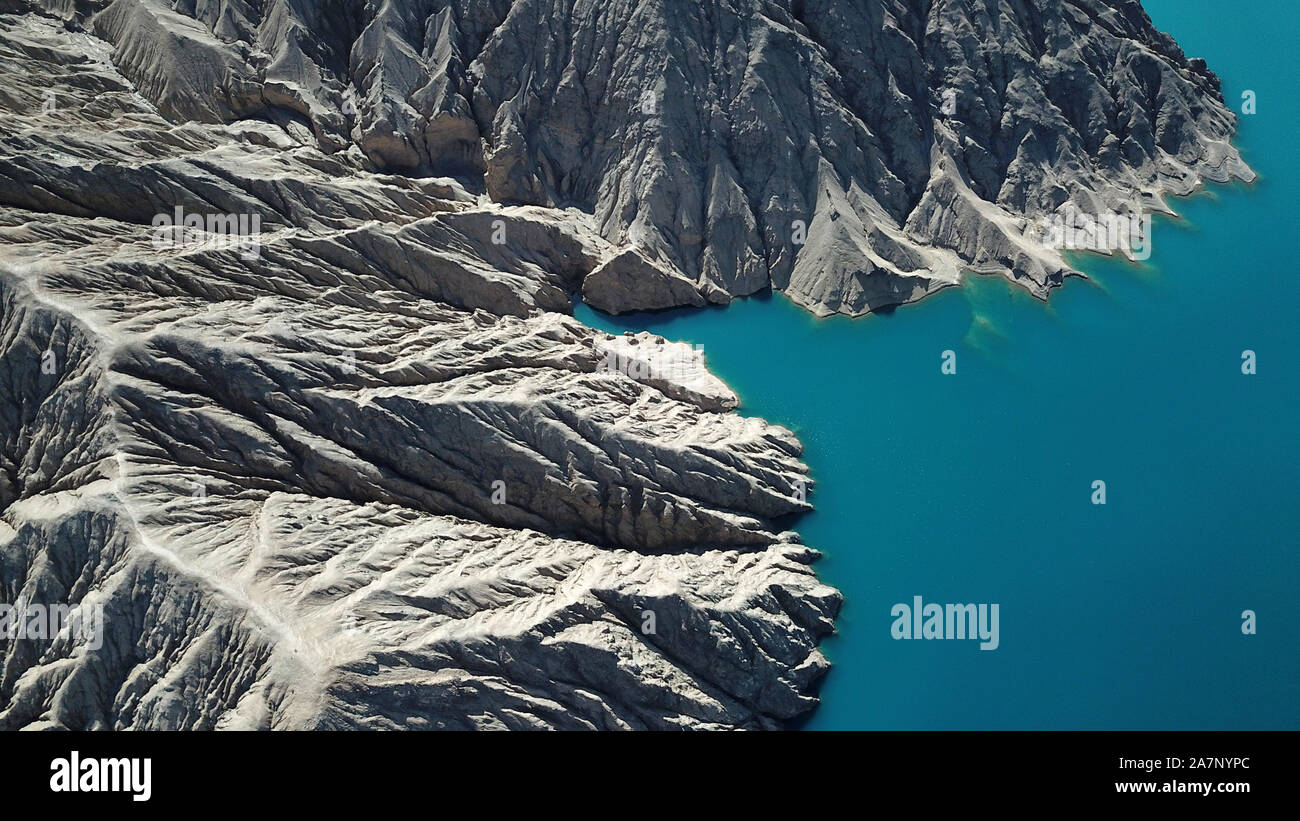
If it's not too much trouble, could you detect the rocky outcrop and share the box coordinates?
[582,249,709,314]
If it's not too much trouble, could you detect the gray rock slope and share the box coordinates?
[0,0,1249,729]
[12,0,1253,317]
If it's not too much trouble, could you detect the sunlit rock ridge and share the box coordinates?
[0,0,1245,729]
[12,0,1252,315]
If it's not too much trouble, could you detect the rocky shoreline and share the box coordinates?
[0,0,1249,729]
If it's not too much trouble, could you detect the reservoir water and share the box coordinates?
[575,0,1299,728]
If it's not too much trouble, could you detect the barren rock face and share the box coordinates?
[14,0,1253,316]
[0,0,1248,729]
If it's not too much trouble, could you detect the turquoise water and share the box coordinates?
[575,0,1299,729]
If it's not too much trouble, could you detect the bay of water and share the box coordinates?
[575,0,1298,729]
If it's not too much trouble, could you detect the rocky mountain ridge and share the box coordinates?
[13,0,1253,315]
